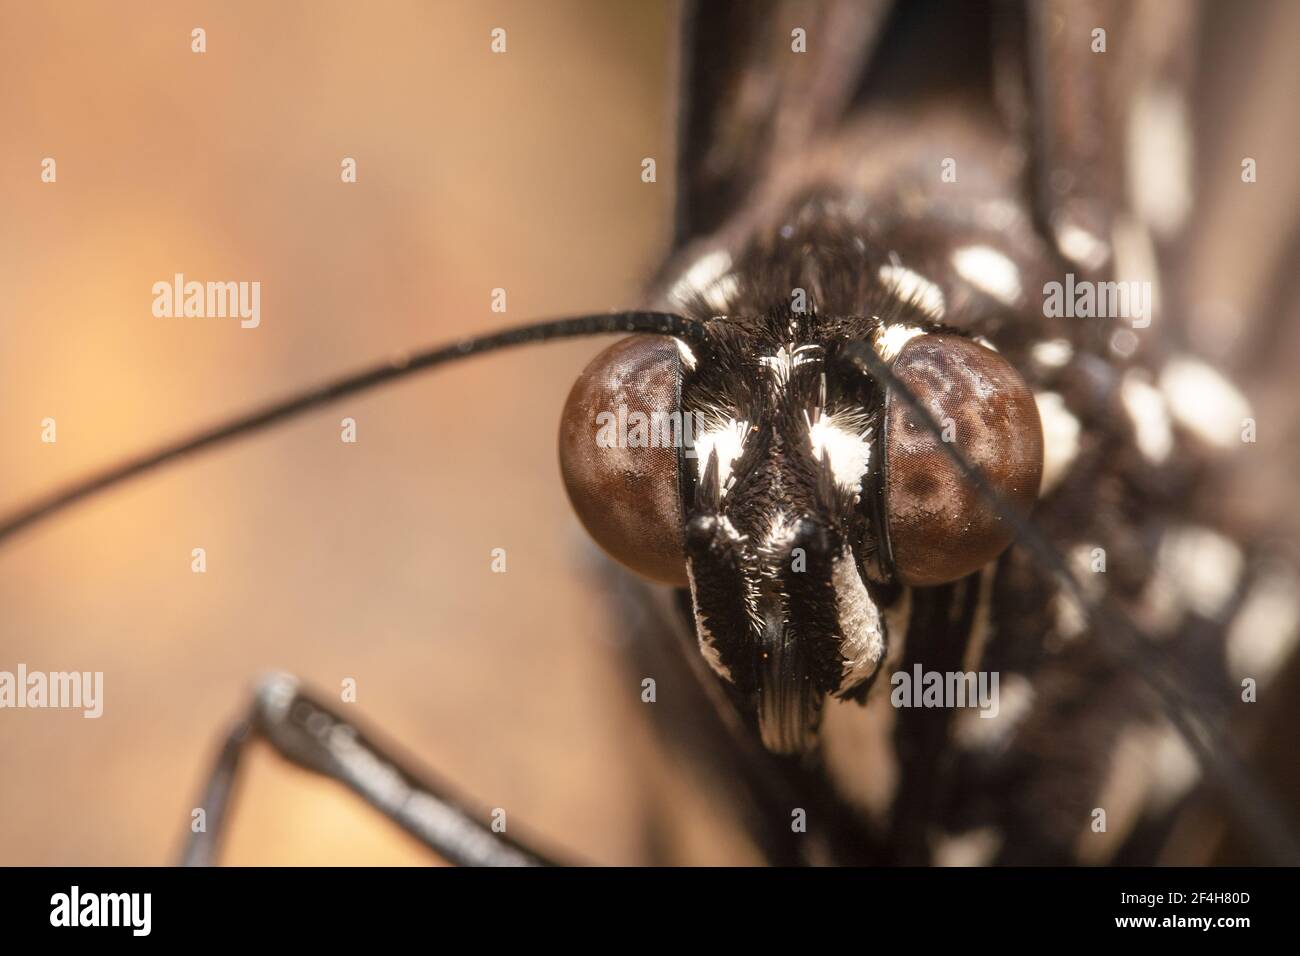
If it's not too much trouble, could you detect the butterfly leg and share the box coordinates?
[178,673,563,866]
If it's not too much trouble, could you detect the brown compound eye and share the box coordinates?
[558,334,688,586]
[883,334,1043,587]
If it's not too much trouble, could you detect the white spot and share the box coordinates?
[1111,215,1161,325]
[1146,526,1245,629]
[1076,723,1160,863]
[674,337,697,371]
[1147,726,1199,812]
[808,417,872,493]
[1053,590,1088,642]
[1032,338,1073,368]
[1034,391,1080,495]
[675,249,729,289]
[1158,355,1252,450]
[1127,85,1192,239]
[1120,373,1173,464]
[954,673,1034,751]
[1227,563,1300,687]
[874,323,926,361]
[693,417,749,492]
[878,264,946,318]
[1051,543,1105,642]
[1166,527,1244,619]
[952,245,1023,305]
[1079,721,1199,862]
[833,551,885,689]
[668,249,739,313]
[932,827,1003,867]
[1054,221,1110,272]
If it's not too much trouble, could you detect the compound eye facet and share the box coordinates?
[558,335,688,586]
[883,334,1043,587]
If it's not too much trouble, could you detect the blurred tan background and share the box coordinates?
[0,0,702,865]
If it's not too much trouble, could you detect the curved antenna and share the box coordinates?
[837,338,1300,865]
[3,312,1294,861]
[0,311,705,544]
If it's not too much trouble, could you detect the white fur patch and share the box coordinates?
[833,551,885,688]
[878,264,946,318]
[1159,355,1252,450]
[668,249,739,313]
[1034,391,1080,495]
[808,417,872,493]
[674,337,697,371]
[693,418,749,492]
[873,323,926,361]
[1120,372,1173,464]
[952,245,1023,305]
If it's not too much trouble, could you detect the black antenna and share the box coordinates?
[0,311,705,543]
[3,313,1294,863]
